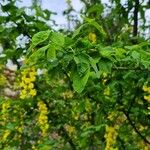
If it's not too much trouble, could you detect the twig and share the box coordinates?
[123,110,150,145]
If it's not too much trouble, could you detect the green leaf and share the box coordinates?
[141,60,150,68]
[50,32,65,49]
[131,51,140,60]
[72,23,88,38]
[87,4,103,16]
[26,45,49,65]
[31,30,51,49]
[0,26,4,32]
[125,45,139,50]
[89,57,100,78]
[72,68,90,93]
[6,123,15,130]
[74,54,90,77]
[99,47,116,61]
[98,59,113,74]
[85,18,106,38]
[47,44,56,61]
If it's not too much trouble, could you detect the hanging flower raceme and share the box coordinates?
[104,125,119,150]
[37,101,49,137]
[1,101,10,123]
[0,101,11,143]
[20,67,37,99]
[143,85,150,102]
[64,124,76,138]
[143,85,150,115]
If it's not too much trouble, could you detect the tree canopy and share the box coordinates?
[0,0,150,149]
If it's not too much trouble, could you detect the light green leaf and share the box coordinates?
[31,30,51,48]
[26,45,49,65]
[72,68,90,93]
[89,57,100,78]
[131,51,140,60]
[98,59,113,74]
[141,60,150,68]
[47,44,56,61]
[50,32,65,49]
[85,18,106,38]
[72,23,88,38]
[87,4,103,16]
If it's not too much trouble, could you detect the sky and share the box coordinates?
[2,0,150,30]
[16,0,83,28]
[16,0,110,29]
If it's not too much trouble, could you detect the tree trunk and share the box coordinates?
[133,0,139,36]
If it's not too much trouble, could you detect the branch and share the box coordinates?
[112,67,150,71]
[116,84,150,145]
[123,110,150,145]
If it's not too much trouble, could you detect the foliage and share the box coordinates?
[0,0,150,150]
[0,0,53,66]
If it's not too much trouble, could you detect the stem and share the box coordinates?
[112,66,150,71]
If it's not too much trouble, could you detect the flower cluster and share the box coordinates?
[1,101,10,124]
[0,101,11,143]
[2,130,10,142]
[62,90,74,99]
[104,125,118,150]
[143,85,150,102]
[64,124,76,137]
[20,67,37,99]
[37,101,49,137]
[138,140,149,150]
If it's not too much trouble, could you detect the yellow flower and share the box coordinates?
[104,125,118,150]
[65,125,76,136]
[144,95,150,102]
[30,66,36,72]
[32,145,38,150]
[143,85,150,93]
[2,102,10,110]
[21,89,27,95]
[20,81,26,87]
[17,127,23,133]
[0,74,6,86]
[107,112,116,121]
[29,71,37,77]
[20,67,37,99]
[30,89,37,96]
[104,87,110,96]
[37,101,49,137]
[24,77,32,84]
[2,130,10,141]
[143,85,148,91]
[88,32,97,43]
[20,94,26,99]
[30,76,36,82]
[39,114,48,123]
[28,83,34,89]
